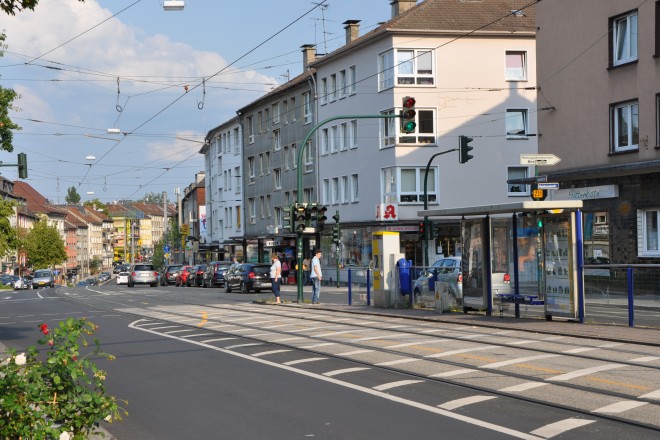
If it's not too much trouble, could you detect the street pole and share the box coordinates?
[422,148,458,267]
[295,114,399,303]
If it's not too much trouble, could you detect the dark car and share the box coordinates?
[224,263,272,293]
[160,264,183,286]
[175,265,195,287]
[191,264,208,287]
[203,261,233,288]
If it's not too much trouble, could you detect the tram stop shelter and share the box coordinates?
[419,200,585,322]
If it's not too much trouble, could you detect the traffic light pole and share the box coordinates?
[422,147,457,267]
[295,114,399,303]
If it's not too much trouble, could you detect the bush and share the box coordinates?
[0,318,127,439]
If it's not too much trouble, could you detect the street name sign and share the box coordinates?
[520,154,561,166]
[537,182,560,190]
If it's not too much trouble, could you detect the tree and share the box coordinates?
[0,33,21,153]
[151,239,165,272]
[65,186,81,204]
[1,0,84,16]
[23,220,66,269]
[0,199,18,258]
[140,192,164,205]
[83,198,108,215]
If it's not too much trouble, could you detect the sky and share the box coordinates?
[1,0,391,204]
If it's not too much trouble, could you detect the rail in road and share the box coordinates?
[7,285,660,439]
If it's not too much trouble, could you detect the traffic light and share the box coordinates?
[294,203,307,233]
[418,220,425,238]
[282,204,293,233]
[317,203,328,228]
[401,96,416,133]
[332,224,341,244]
[17,153,27,179]
[458,135,474,164]
[332,212,340,223]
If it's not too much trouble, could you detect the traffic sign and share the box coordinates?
[164,245,170,253]
[537,182,559,190]
[520,154,561,166]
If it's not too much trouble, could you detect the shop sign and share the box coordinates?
[385,225,419,232]
[554,184,618,201]
[375,203,398,221]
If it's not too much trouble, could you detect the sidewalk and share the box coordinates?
[277,284,660,347]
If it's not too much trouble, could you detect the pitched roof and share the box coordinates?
[12,181,67,217]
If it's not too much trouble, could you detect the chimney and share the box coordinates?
[390,0,417,18]
[301,44,317,69]
[343,20,361,45]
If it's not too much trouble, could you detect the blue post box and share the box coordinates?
[397,258,411,295]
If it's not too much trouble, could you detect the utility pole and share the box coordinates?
[163,191,168,264]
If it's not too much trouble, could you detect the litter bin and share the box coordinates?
[397,258,412,295]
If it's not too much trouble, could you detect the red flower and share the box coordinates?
[39,323,49,335]
[48,339,54,346]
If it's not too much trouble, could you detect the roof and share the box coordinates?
[237,70,313,114]
[310,0,536,67]
[13,181,67,217]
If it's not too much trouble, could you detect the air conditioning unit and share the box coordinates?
[163,1,185,11]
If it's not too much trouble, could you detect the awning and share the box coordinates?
[418,200,583,219]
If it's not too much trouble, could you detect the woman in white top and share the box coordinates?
[270,254,282,304]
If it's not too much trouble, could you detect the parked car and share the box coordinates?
[32,269,55,288]
[413,256,463,301]
[224,263,272,293]
[116,271,129,285]
[98,272,111,282]
[191,264,208,287]
[160,264,183,286]
[203,261,233,288]
[12,276,30,290]
[175,265,195,287]
[0,274,14,286]
[76,280,91,287]
[128,264,158,288]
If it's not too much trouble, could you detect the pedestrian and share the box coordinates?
[310,249,322,304]
[302,256,311,285]
[270,254,282,304]
[281,258,290,284]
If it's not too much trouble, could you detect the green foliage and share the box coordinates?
[0,318,127,439]
[0,199,18,258]
[140,191,164,205]
[152,239,165,272]
[1,0,85,16]
[23,219,67,269]
[89,257,102,274]
[83,198,108,215]
[65,186,81,204]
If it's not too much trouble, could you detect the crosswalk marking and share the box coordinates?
[499,382,549,393]
[181,333,214,338]
[530,418,596,438]
[425,345,498,359]
[252,349,292,358]
[323,367,371,377]
[562,347,596,354]
[373,379,424,391]
[591,400,648,414]
[336,349,374,356]
[630,356,659,363]
[223,343,263,350]
[428,368,477,378]
[639,389,660,400]
[283,357,327,366]
[386,339,448,349]
[200,337,237,343]
[547,363,624,381]
[375,358,419,366]
[438,395,497,410]
[481,354,560,370]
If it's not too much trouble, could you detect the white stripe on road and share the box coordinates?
[438,395,497,410]
[499,382,549,393]
[336,349,374,356]
[507,340,537,346]
[149,325,181,331]
[315,329,370,338]
[547,363,625,381]
[541,336,565,341]
[428,368,477,378]
[425,345,498,359]
[283,357,327,366]
[200,337,237,343]
[181,333,215,338]
[530,418,596,439]
[639,389,660,400]
[252,349,292,358]
[375,358,420,366]
[224,343,263,350]
[373,380,424,391]
[353,334,407,342]
[562,347,597,354]
[597,342,623,348]
[481,354,560,370]
[272,336,306,343]
[630,356,660,363]
[386,339,448,349]
[164,329,197,335]
[591,400,648,414]
[299,342,338,349]
[323,367,371,377]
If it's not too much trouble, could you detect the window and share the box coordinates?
[329,74,337,101]
[259,196,265,218]
[322,179,330,204]
[397,49,434,85]
[304,140,313,169]
[338,70,346,99]
[275,207,282,227]
[258,111,263,133]
[611,11,638,66]
[378,50,394,90]
[274,168,282,189]
[332,178,340,204]
[247,157,255,181]
[656,1,660,56]
[248,198,256,224]
[399,109,436,144]
[350,120,358,149]
[283,145,289,170]
[272,103,280,125]
[351,174,359,202]
[236,206,241,228]
[340,123,348,151]
[507,167,529,196]
[320,77,328,105]
[283,100,288,124]
[304,188,313,203]
[265,152,270,174]
[639,209,660,256]
[382,167,438,204]
[273,129,281,151]
[331,125,339,153]
[348,66,356,95]
[505,51,527,81]
[247,116,254,143]
[506,109,529,138]
[303,92,312,124]
[321,128,329,155]
[290,97,297,122]
[227,169,232,191]
[259,153,264,175]
[611,100,639,152]
[291,143,297,169]
[342,175,349,203]
[233,128,240,154]
[656,94,660,147]
[380,109,396,147]
[266,195,271,218]
[234,166,241,194]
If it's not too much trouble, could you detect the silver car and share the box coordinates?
[128,264,158,288]
[413,256,463,300]
[32,269,55,288]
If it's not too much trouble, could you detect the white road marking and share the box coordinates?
[541,336,565,341]
[630,356,660,363]
[530,418,596,438]
[272,336,306,343]
[438,395,497,410]
[224,343,263,350]
[149,325,181,331]
[323,367,371,377]
[353,334,407,342]
[499,382,549,393]
[425,345,498,359]
[252,349,292,358]
[547,363,625,381]
[591,400,648,414]
[639,389,660,400]
[507,340,537,346]
[428,368,477,378]
[299,342,338,349]
[562,347,597,354]
[181,333,215,338]
[597,342,623,348]
[375,358,419,366]
[200,337,237,343]
[481,354,560,370]
[129,320,547,440]
[386,339,448,349]
[164,329,196,335]
[283,357,327,366]
[315,329,370,338]
[336,349,374,356]
[373,380,424,391]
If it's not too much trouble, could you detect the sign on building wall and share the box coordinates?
[199,206,207,242]
[554,185,618,201]
[375,203,398,221]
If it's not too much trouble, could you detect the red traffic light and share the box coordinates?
[402,96,416,108]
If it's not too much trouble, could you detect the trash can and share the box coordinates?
[428,268,438,293]
[397,258,412,295]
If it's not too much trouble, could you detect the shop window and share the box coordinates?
[639,209,660,256]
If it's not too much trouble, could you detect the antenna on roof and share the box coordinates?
[312,2,329,54]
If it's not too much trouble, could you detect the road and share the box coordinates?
[1,282,659,439]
